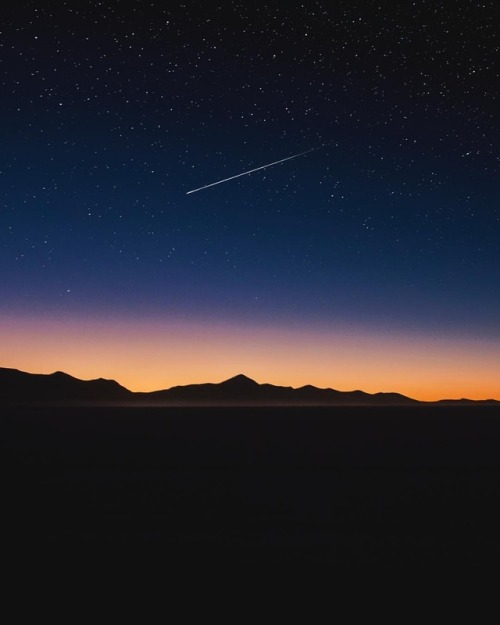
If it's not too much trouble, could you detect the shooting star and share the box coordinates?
[186,146,322,195]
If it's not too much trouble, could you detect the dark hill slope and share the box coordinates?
[137,373,419,405]
[0,367,131,404]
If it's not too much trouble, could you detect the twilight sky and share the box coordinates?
[1,2,499,399]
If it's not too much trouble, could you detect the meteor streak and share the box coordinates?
[186,146,321,195]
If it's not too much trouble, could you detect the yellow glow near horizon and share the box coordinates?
[1,312,499,401]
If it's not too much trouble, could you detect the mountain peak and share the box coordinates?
[221,374,259,387]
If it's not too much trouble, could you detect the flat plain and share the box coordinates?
[4,405,500,566]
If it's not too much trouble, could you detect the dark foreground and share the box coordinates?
[4,405,500,567]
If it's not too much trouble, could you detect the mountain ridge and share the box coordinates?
[0,366,131,403]
[0,366,498,405]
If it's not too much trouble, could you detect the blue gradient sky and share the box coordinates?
[1,2,499,399]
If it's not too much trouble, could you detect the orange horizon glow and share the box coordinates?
[1,312,499,402]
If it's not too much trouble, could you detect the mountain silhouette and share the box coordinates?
[139,374,421,405]
[0,367,131,404]
[220,373,260,388]
[1,366,497,405]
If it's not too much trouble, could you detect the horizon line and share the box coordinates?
[2,365,499,404]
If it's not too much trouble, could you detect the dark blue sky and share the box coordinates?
[1,2,499,395]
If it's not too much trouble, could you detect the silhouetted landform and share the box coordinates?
[0,367,131,404]
[434,398,500,405]
[1,367,498,405]
[136,373,420,405]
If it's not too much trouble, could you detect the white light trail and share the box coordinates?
[186,146,321,195]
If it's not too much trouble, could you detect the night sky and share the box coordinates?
[1,2,499,399]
